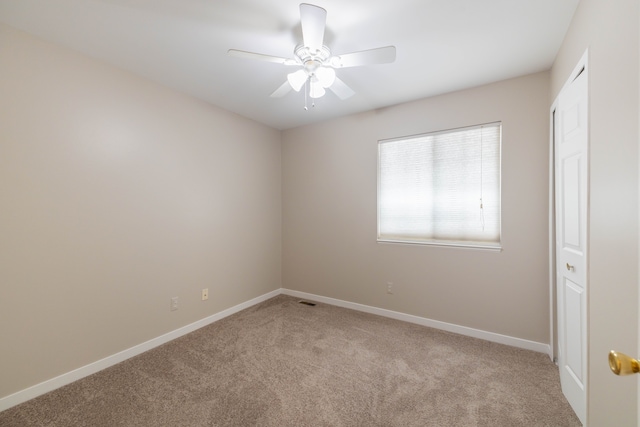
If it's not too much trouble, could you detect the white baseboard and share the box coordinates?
[282,289,551,355]
[2,287,551,412]
[0,288,280,412]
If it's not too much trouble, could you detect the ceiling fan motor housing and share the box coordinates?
[295,44,332,75]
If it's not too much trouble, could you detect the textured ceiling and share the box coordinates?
[0,0,579,130]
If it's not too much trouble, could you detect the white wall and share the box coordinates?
[0,24,282,399]
[282,72,551,344]
[550,0,639,424]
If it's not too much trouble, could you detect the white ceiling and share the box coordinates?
[0,0,579,130]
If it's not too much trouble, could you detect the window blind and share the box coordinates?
[378,122,501,247]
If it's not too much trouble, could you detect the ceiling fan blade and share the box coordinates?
[330,46,396,68]
[329,77,355,100]
[228,49,297,65]
[300,3,326,51]
[270,81,292,98]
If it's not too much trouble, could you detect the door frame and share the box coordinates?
[548,105,556,362]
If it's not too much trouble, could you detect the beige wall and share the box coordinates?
[0,24,282,399]
[550,0,639,425]
[282,72,551,344]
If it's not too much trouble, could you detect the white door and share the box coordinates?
[555,64,588,424]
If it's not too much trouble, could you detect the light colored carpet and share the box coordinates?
[0,295,581,426]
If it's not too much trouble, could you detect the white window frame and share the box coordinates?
[377,122,502,250]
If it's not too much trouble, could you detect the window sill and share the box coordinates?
[376,238,502,251]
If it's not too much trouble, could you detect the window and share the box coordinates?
[377,122,501,249]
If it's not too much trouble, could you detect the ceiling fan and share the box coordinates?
[227,3,396,102]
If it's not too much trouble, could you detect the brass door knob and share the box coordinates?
[566,263,575,271]
[609,351,640,375]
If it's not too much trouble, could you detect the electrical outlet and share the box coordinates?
[387,282,394,294]
[202,288,209,301]
[170,296,178,311]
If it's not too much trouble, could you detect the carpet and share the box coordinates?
[0,294,581,426]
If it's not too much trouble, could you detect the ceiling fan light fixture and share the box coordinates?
[309,79,326,98]
[315,66,336,88]
[287,69,308,92]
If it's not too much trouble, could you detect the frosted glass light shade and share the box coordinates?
[315,67,336,88]
[287,70,308,92]
[309,79,326,98]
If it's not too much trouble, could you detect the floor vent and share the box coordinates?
[298,300,316,306]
